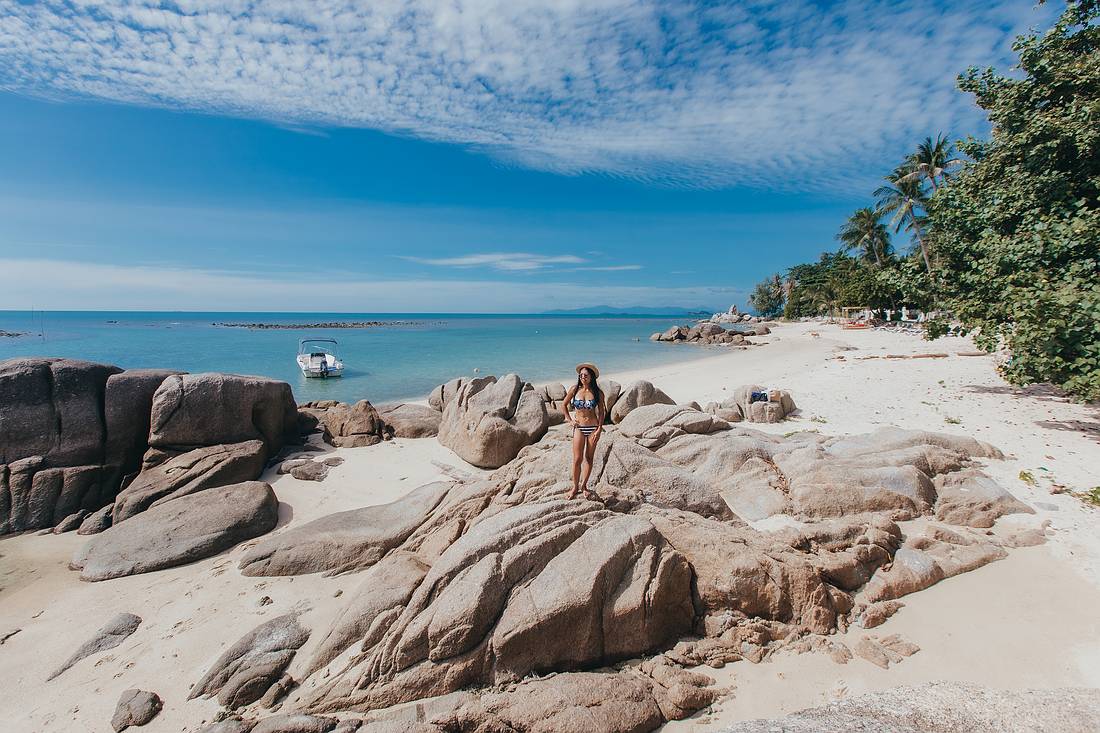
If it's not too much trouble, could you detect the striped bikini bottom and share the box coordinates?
[574,424,599,437]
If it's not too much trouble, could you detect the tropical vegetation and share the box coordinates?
[748,0,1099,400]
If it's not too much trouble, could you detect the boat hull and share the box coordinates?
[296,354,344,378]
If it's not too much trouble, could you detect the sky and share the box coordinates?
[0,0,1057,312]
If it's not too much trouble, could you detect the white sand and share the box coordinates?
[1,321,1098,732]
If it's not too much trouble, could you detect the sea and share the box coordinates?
[0,311,742,405]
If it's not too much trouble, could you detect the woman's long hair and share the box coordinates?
[575,367,603,410]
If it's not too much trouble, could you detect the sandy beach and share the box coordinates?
[2,321,1098,732]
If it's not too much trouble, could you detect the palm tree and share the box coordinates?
[836,208,892,266]
[875,167,934,276]
[767,273,784,302]
[900,134,962,191]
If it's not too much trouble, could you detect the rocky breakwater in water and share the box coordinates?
[0,358,299,577]
[213,320,424,329]
[709,303,770,325]
[217,379,1039,732]
[651,321,770,346]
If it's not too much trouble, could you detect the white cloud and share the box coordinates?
[570,265,643,272]
[0,258,739,311]
[403,252,586,271]
[0,1,1054,189]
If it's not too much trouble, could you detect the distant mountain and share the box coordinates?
[542,305,712,316]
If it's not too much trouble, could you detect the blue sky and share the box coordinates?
[0,0,1056,312]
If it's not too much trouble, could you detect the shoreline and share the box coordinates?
[1,320,1098,732]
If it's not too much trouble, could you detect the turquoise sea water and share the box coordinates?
[0,312,737,404]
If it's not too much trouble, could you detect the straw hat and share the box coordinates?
[575,362,600,378]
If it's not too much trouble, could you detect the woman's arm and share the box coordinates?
[562,385,577,424]
[597,393,607,426]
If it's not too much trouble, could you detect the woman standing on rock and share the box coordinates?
[563,363,605,500]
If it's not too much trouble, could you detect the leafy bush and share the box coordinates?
[928,0,1100,400]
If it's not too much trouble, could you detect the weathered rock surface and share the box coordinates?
[300,401,394,448]
[436,663,715,732]
[105,368,185,477]
[113,440,266,522]
[427,377,466,412]
[653,425,1006,522]
[48,612,142,680]
[73,482,279,581]
[290,461,330,482]
[78,504,114,534]
[190,614,310,709]
[934,468,1035,527]
[52,508,89,533]
[437,374,550,468]
[216,412,1022,722]
[192,719,256,733]
[610,380,676,423]
[251,714,337,733]
[0,357,121,468]
[240,481,451,577]
[645,509,895,637]
[863,524,1008,602]
[1,359,298,535]
[149,373,297,456]
[303,500,693,712]
[378,404,443,438]
[727,384,797,423]
[858,599,905,628]
[717,682,1100,732]
[651,324,750,346]
[617,404,731,449]
[535,383,568,426]
[306,552,430,674]
[111,689,162,731]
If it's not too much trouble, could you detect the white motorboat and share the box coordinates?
[297,338,344,378]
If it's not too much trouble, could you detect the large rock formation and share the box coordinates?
[650,324,751,346]
[1,359,122,534]
[225,414,1028,724]
[377,404,443,438]
[301,500,693,712]
[437,374,550,468]
[609,380,676,423]
[112,440,267,523]
[700,385,797,424]
[299,400,394,448]
[72,481,279,581]
[104,369,186,479]
[0,358,297,536]
[148,373,297,456]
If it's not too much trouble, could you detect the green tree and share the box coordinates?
[901,133,963,191]
[928,0,1100,400]
[837,208,893,265]
[749,274,785,317]
[875,166,935,276]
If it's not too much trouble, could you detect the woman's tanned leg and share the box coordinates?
[569,428,585,498]
[580,431,599,493]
